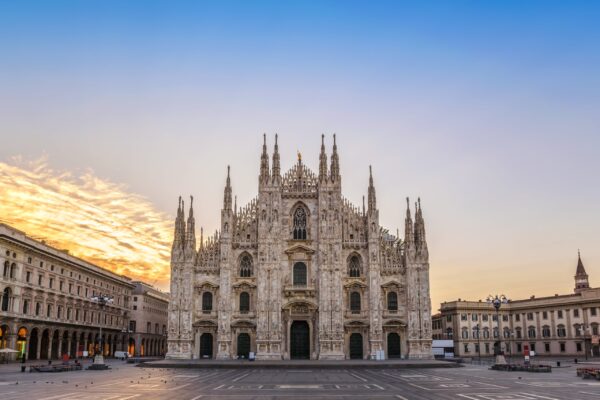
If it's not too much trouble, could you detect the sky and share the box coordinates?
[0,1,599,309]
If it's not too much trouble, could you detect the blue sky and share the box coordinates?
[0,1,599,306]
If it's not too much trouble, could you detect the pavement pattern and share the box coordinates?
[0,360,599,399]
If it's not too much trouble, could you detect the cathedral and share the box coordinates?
[166,135,433,360]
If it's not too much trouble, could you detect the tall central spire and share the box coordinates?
[272,134,280,182]
[319,134,328,182]
[330,133,340,182]
[368,165,377,213]
[404,197,413,246]
[260,133,270,184]
[223,165,232,211]
[185,195,196,251]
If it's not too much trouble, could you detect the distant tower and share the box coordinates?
[574,250,590,293]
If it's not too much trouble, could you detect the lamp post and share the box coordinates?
[487,294,509,365]
[89,294,113,370]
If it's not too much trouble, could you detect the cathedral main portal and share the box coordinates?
[290,321,310,359]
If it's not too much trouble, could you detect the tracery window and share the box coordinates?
[348,255,361,277]
[240,255,253,277]
[293,207,307,240]
[239,292,250,313]
[202,292,213,312]
[387,292,398,311]
[350,291,361,313]
[293,262,307,286]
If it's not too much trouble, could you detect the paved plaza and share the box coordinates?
[0,360,599,399]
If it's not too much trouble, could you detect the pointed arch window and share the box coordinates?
[239,292,250,313]
[387,292,398,311]
[350,291,361,313]
[240,255,253,277]
[293,207,307,240]
[293,262,307,286]
[348,256,361,277]
[202,292,213,312]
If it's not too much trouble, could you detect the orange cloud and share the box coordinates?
[0,156,173,290]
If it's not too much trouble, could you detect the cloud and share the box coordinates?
[0,156,173,290]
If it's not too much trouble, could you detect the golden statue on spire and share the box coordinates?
[297,150,302,162]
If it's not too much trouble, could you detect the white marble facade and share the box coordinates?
[166,135,432,360]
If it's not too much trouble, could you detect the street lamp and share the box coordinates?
[487,294,509,363]
[89,294,113,370]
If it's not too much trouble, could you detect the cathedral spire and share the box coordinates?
[330,133,340,182]
[172,196,184,251]
[574,249,590,293]
[272,133,280,182]
[199,226,204,250]
[260,133,270,184]
[404,197,413,246]
[224,165,232,211]
[414,197,427,252]
[368,165,377,213]
[185,195,196,251]
[319,134,328,182]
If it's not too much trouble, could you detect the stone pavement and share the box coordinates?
[0,358,599,399]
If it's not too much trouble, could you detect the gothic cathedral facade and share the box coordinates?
[167,135,433,360]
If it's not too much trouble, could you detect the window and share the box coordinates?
[576,342,582,352]
[502,314,508,321]
[57,306,62,319]
[47,304,52,317]
[463,343,469,353]
[482,314,488,321]
[515,328,522,339]
[542,311,548,319]
[557,310,563,318]
[560,342,566,352]
[516,343,522,352]
[350,292,361,313]
[528,326,536,338]
[147,322,151,333]
[35,302,41,316]
[527,312,533,321]
[545,343,550,352]
[472,314,478,321]
[485,343,490,353]
[22,299,29,314]
[50,265,54,271]
[202,292,213,312]
[492,314,498,321]
[1,288,10,311]
[542,325,550,337]
[348,255,361,277]
[133,305,137,310]
[67,308,71,320]
[475,343,480,353]
[59,281,64,291]
[155,323,159,334]
[26,271,31,283]
[293,262,307,286]
[591,308,597,316]
[239,292,250,313]
[574,309,580,318]
[472,327,479,339]
[129,320,136,332]
[483,328,490,339]
[9,263,16,279]
[461,328,469,339]
[446,328,453,339]
[574,324,582,337]
[292,207,307,239]
[240,255,253,277]
[461,314,467,321]
[515,314,520,322]
[503,328,510,338]
[446,315,452,322]
[3,261,9,277]
[530,343,536,352]
[493,327,499,338]
[387,292,398,311]
[557,324,566,337]
[592,324,599,336]
[49,278,54,289]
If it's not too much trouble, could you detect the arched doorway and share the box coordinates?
[128,338,135,356]
[70,332,77,357]
[387,333,401,359]
[237,333,250,359]
[290,321,310,359]
[17,327,28,359]
[349,333,363,359]
[61,331,69,358]
[51,330,60,359]
[28,328,38,360]
[199,333,212,358]
[40,329,50,359]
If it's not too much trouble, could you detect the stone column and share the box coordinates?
[75,338,80,358]
[57,333,63,359]
[36,332,42,360]
[47,331,53,360]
